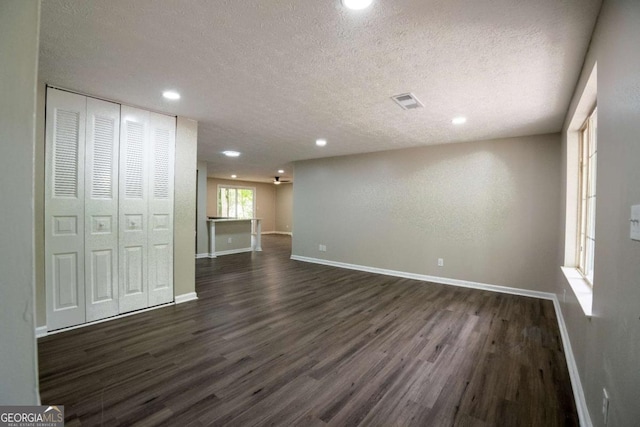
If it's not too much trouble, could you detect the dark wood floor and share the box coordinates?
[38,235,577,426]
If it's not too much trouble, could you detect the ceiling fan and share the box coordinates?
[273,176,291,185]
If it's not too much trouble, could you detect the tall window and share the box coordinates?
[218,185,255,219]
[577,107,597,284]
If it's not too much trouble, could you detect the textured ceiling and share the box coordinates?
[39,0,601,183]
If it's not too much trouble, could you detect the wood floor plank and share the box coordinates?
[38,235,578,426]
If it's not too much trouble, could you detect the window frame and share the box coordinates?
[561,62,596,317]
[217,184,256,219]
[576,106,597,286]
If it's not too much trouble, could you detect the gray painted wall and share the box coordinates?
[35,81,46,327]
[174,117,198,298]
[207,178,277,232]
[556,0,640,425]
[0,0,41,404]
[213,221,252,252]
[293,134,561,292]
[205,176,293,235]
[196,161,209,256]
[275,183,293,233]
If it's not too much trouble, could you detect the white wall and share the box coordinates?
[556,1,640,425]
[0,0,41,404]
[293,134,561,292]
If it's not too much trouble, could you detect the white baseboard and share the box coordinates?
[211,248,252,257]
[37,302,174,338]
[35,326,48,338]
[37,295,200,337]
[552,296,592,427]
[175,292,199,304]
[37,294,199,337]
[290,254,590,426]
[195,253,209,259]
[290,255,555,300]
[262,231,292,236]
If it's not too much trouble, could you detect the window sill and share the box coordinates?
[560,267,593,317]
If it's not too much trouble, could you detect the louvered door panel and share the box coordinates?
[85,97,120,321]
[148,113,176,306]
[45,88,87,330]
[118,106,150,313]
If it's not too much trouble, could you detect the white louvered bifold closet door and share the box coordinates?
[118,106,151,314]
[46,89,176,328]
[85,98,120,322]
[118,107,176,313]
[148,112,176,306]
[45,89,87,330]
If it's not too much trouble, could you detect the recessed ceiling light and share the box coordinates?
[452,117,467,125]
[231,174,237,178]
[316,139,327,147]
[222,150,241,157]
[278,169,285,174]
[342,0,373,10]
[162,90,180,100]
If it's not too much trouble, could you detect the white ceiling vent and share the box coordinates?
[391,93,424,110]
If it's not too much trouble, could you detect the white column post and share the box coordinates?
[208,220,216,258]
[253,219,262,251]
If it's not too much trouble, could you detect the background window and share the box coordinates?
[218,186,255,219]
[577,107,597,284]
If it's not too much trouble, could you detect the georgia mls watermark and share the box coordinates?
[0,406,64,427]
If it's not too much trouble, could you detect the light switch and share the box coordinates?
[631,205,640,241]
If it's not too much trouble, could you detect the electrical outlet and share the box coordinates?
[602,388,609,425]
[563,289,567,303]
[438,258,444,267]
[319,244,323,251]
[227,237,232,244]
